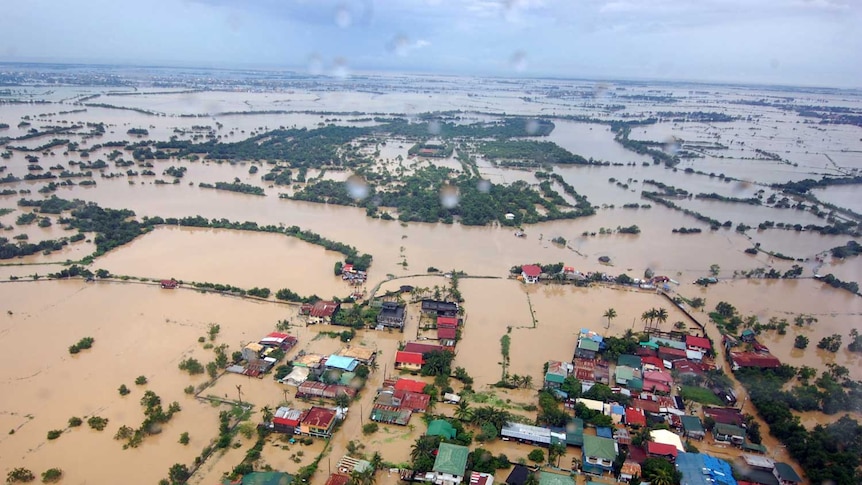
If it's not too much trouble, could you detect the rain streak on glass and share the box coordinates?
[663,137,680,155]
[440,184,460,209]
[334,4,352,28]
[477,179,491,194]
[346,175,369,201]
[510,51,528,72]
[427,120,442,135]
[525,119,540,135]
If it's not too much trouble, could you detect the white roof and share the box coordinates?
[577,398,604,412]
[281,366,310,385]
[741,454,774,469]
[650,429,684,451]
[686,349,703,361]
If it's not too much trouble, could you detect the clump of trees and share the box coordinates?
[68,337,95,354]
[178,358,204,375]
[818,334,842,352]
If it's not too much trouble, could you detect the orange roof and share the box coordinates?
[395,351,424,365]
[394,378,427,393]
[647,441,678,457]
[521,264,542,277]
[325,474,350,485]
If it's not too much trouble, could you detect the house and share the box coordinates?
[336,346,377,364]
[741,329,756,342]
[324,474,351,485]
[618,354,643,371]
[393,389,431,412]
[403,342,445,355]
[395,351,424,371]
[650,429,684,452]
[538,472,574,485]
[625,407,646,427]
[427,419,457,439]
[421,299,459,317]
[324,355,359,372]
[657,346,688,362]
[619,461,641,482]
[470,472,495,485]
[429,443,469,485]
[505,465,531,485]
[438,327,457,346]
[575,338,600,360]
[160,279,178,289]
[582,435,618,475]
[270,406,303,434]
[686,335,712,354]
[309,301,340,324]
[377,302,406,329]
[674,360,705,378]
[647,441,678,461]
[631,398,661,415]
[643,370,674,394]
[675,453,737,485]
[501,422,551,446]
[242,342,264,362]
[437,316,458,328]
[299,406,338,438]
[370,404,412,425]
[521,265,542,284]
[773,463,802,485]
[259,332,298,351]
[545,372,566,390]
[614,427,631,445]
[729,352,781,370]
[296,381,356,400]
[394,378,427,394]
[704,407,744,426]
[221,472,293,485]
[641,355,665,371]
[681,415,705,440]
[565,418,585,447]
[713,422,746,445]
[741,454,775,471]
[281,366,310,386]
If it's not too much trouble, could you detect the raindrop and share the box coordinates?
[346,175,369,201]
[334,4,352,28]
[477,179,491,194]
[440,185,460,209]
[591,83,609,99]
[388,34,410,57]
[525,119,540,135]
[427,120,441,135]
[332,58,350,79]
[307,54,324,76]
[510,51,528,72]
[770,58,780,69]
[663,137,680,155]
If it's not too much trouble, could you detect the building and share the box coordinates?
[221,472,293,485]
[773,463,802,485]
[429,443,469,485]
[437,316,458,328]
[625,407,646,427]
[501,422,552,446]
[521,265,542,284]
[336,346,377,364]
[470,472,495,485]
[395,351,424,371]
[619,461,641,482]
[160,279,178,289]
[657,346,688,362]
[438,327,457,347]
[308,301,340,324]
[686,335,712,354]
[643,370,674,394]
[704,407,745,426]
[370,404,412,425]
[714,423,746,445]
[324,355,359,372]
[582,435,618,475]
[538,472,574,485]
[427,419,457,439]
[403,342,445,355]
[421,299,459,317]
[575,338,600,360]
[377,301,406,329]
[647,441,679,462]
[242,342,264,362]
[324,474,350,485]
[259,332,298,351]
[271,406,303,434]
[650,429,685,452]
[675,453,737,485]
[741,329,756,342]
[299,407,338,438]
[681,415,705,440]
[296,381,356,400]
[394,378,427,394]
[729,352,781,370]
[505,465,531,485]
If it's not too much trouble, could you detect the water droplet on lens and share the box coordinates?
[510,51,528,72]
[592,83,608,99]
[663,137,680,155]
[346,175,369,201]
[525,119,540,135]
[427,120,441,135]
[477,179,491,193]
[307,54,323,75]
[389,34,410,57]
[332,58,350,79]
[334,4,352,28]
[440,185,459,209]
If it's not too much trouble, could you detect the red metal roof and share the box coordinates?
[325,474,350,485]
[673,360,704,375]
[311,301,340,318]
[658,347,688,359]
[394,389,430,411]
[643,380,671,394]
[302,406,337,428]
[267,332,289,339]
[632,398,661,413]
[686,335,712,350]
[647,441,678,458]
[704,406,744,426]
[437,316,458,327]
[643,371,673,384]
[730,352,781,368]
[641,356,664,368]
[625,407,646,426]
[273,416,300,427]
[395,351,424,365]
[394,378,427,394]
[438,327,457,340]
[521,265,542,277]
[636,347,658,357]
[403,342,445,355]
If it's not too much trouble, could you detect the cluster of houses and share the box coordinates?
[267,404,344,438]
[518,265,676,290]
[227,331,298,377]
[340,263,367,286]
[277,346,377,389]
[723,330,783,371]
[370,377,432,426]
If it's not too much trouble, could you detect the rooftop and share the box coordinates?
[650,429,684,451]
[578,338,600,352]
[395,351,424,366]
[686,334,712,350]
[324,355,359,372]
[521,265,542,277]
[310,300,339,318]
[302,406,337,428]
[427,419,457,439]
[538,472,574,485]
[583,435,617,461]
[647,441,679,458]
[676,453,737,485]
[680,415,704,433]
[774,462,802,483]
[438,327,457,340]
[618,354,642,370]
[403,342,445,355]
[433,443,469,477]
[394,378,427,394]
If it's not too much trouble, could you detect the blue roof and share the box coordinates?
[324,355,359,371]
[596,426,613,439]
[611,405,625,415]
[675,453,737,485]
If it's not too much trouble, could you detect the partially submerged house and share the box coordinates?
[296,381,356,400]
[713,423,746,446]
[270,406,303,434]
[773,463,802,485]
[258,332,298,351]
[377,301,406,329]
[681,415,705,440]
[582,435,618,475]
[308,301,340,325]
[521,265,542,284]
[729,352,781,371]
[395,351,424,371]
[501,422,552,446]
[429,443,469,485]
[160,279,179,289]
[421,299,459,318]
[686,335,712,354]
[298,406,338,438]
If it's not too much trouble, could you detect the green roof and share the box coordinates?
[628,378,643,391]
[639,341,659,349]
[615,366,634,382]
[681,415,704,433]
[222,472,293,485]
[433,443,469,477]
[583,435,617,461]
[427,419,457,439]
[742,442,767,453]
[618,354,642,370]
[539,472,574,485]
[579,339,600,352]
[545,372,566,384]
[774,462,802,482]
[713,423,745,437]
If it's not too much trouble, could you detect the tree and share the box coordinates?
[168,463,190,483]
[455,399,472,422]
[527,449,545,463]
[6,468,34,483]
[335,392,352,409]
[41,468,62,483]
[715,301,736,318]
[794,335,809,349]
[548,442,566,467]
[603,308,617,329]
[410,435,441,473]
[709,264,720,276]
[118,384,131,396]
[261,406,274,424]
[179,432,190,445]
[655,308,669,326]
[348,468,376,485]
[135,375,148,385]
[818,334,842,352]
[524,472,540,485]
[642,458,681,485]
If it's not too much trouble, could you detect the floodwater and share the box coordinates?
[1,80,861,483]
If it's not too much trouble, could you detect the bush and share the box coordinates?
[46,430,63,440]
[179,432,190,445]
[118,384,130,396]
[135,375,148,385]
[178,358,205,375]
[184,385,195,395]
[6,468,35,483]
[362,422,378,435]
[527,449,544,463]
[68,336,95,354]
[68,417,82,427]
[41,468,62,483]
[794,335,809,349]
[87,416,109,431]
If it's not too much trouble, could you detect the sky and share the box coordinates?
[1,0,861,87]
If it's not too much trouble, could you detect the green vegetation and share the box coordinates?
[6,468,35,483]
[87,416,109,431]
[611,122,679,167]
[794,335,809,349]
[831,240,862,259]
[40,468,62,483]
[179,432,190,445]
[527,449,544,463]
[178,358,205,375]
[818,334,843,352]
[819,274,860,295]
[127,128,149,136]
[68,337,94,354]
[421,350,455,376]
[135,375,148,385]
[46,430,63,440]
[679,386,723,405]
[362,422,379,435]
[118,384,131,396]
[115,390,182,448]
[477,140,594,166]
[68,417,82,427]
[199,180,265,196]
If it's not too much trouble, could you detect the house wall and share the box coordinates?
[396,362,422,372]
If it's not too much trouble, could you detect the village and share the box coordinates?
[190,262,802,485]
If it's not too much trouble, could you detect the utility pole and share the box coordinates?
[236,384,243,405]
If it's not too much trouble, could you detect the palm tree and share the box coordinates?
[410,436,440,465]
[261,406,274,424]
[368,359,379,373]
[656,308,669,326]
[641,309,655,328]
[603,308,617,329]
[522,375,533,389]
[370,452,383,472]
[348,468,376,485]
[649,468,675,485]
[524,472,540,485]
[455,399,472,422]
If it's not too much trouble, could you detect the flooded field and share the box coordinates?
[1,74,861,484]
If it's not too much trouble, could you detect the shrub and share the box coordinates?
[46,430,63,440]
[362,422,379,435]
[184,385,195,395]
[179,432,190,445]
[68,417,82,427]
[6,468,35,483]
[794,335,809,349]
[118,384,131,396]
[41,468,62,483]
[87,416,109,431]
[527,449,545,463]
[178,358,205,375]
[135,375,148,385]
